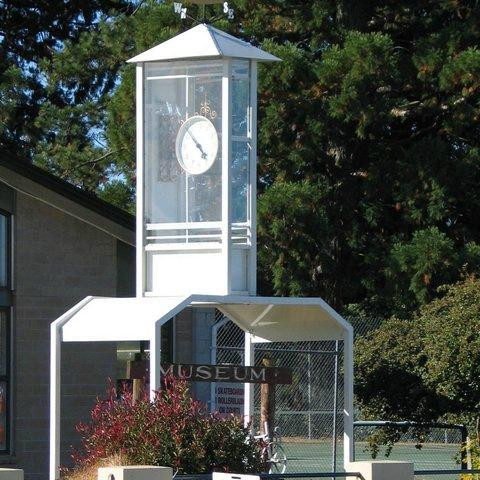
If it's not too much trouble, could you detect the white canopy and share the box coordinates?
[59,295,351,343]
[127,24,281,63]
[50,294,354,479]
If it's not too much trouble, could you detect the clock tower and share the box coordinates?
[128,24,280,297]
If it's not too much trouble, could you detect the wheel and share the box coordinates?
[267,442,287,474]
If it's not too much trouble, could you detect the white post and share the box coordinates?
[243,332,254,429]
[49,323,61,480]
[343,325,354,467]
[150,321,162,401]
[248,60,258,295]
[49,296,94,480]
[136,63,145,298]
[221,59,232,295]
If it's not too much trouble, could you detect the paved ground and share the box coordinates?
[282,441,461,474]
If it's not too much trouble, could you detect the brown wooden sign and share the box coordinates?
[160,363,292,384]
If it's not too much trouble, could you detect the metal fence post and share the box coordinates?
[332,340,339,475]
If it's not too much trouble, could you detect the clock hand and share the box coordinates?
[186,129,207,159]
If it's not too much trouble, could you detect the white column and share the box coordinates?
[248,61,258,295]
[150,321,162,401]
[49,296,94,480]
[343,326,354,467]
[49,324,61,480]
[221,59,232,295]
[136,63,146,297]
[243,332,255,429]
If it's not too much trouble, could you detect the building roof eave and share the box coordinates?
[0,151,135,246]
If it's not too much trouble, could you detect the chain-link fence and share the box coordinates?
[353,422,467,471]
[252,340,343,473]
[207,313,468,475]
[210,311,361,473]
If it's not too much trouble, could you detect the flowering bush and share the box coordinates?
[71,376,265,474]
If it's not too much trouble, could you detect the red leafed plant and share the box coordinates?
[71,376,265,474]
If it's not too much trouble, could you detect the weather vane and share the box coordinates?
[173,0,234,23]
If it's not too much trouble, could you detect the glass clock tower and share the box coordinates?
[128,24,280,296]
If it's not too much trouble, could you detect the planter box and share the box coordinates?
[0,469,23,480]
[98,466,172,480]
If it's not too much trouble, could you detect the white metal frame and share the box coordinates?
[49,24,355,480]
[221,58,232,295]
[137,57,258,297]
[49,295,354,480]
[136,63,145,298]
[248,60,258,294]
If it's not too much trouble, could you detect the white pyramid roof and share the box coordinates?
[127,24,281,63]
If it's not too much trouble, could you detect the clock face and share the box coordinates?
[175,115,219,175]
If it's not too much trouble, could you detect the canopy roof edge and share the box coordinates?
[57,294,350,343]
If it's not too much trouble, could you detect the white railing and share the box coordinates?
[231,223,251,247]
[145,222,251,251]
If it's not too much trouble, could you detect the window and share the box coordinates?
[0,210,11,453]
[0,214,8,288]
[0,310,9,452]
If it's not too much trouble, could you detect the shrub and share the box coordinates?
[63,454,126,480]
[70,376,265,475]
[467,439,480,469]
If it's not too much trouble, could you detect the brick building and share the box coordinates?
[0,152,135,479]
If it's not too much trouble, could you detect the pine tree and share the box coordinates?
[18,0,480,314]
[0,0,132,156]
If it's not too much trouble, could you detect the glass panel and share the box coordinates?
[0,381,5,451]
[232,60,249,77]
[186,69,222,222]
[145,76,186,224]
[0,216,7,287]
[144,61,222,225]
[232,141,250,223]
[232,77,249,137]
[0,313,6,377]
[146,61,223,78]
[116,341,142,379]
[0,309,7,452]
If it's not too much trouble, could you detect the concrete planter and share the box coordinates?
[98,466,172,480]
[0,469,23,480]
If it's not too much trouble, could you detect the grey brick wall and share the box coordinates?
[13,192,122,480]
[174,308,194,364]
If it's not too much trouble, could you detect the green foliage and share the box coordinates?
[388,227,480,305]
[316,32,398,138]
[355,278,480,437]
[464,439,480,470]
[251,1,480,313]
[419,279,480,417]
[355,317,448,422]
[258,181,330,296]
[0,0,132,154]
[4,1,480,315]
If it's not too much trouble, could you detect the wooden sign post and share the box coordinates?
[260,356,276,439]
[125,358,148,404]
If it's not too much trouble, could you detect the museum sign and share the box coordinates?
[160,363,292,384]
